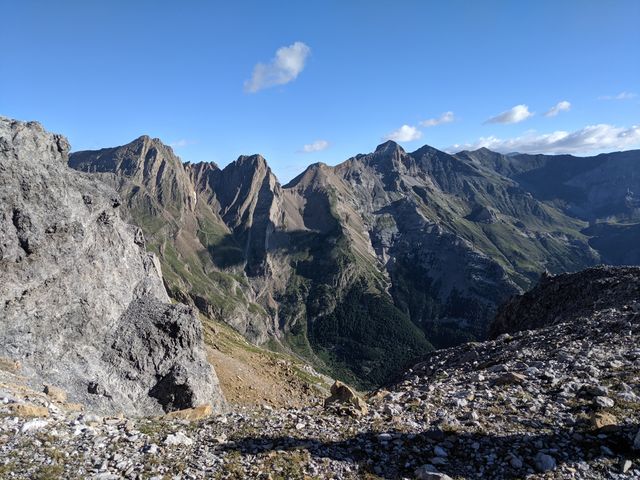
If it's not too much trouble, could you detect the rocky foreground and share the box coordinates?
[2,293,639,479]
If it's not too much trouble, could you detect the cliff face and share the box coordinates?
[0,117,223,415]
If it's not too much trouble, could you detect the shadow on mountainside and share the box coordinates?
[219,422,640,479]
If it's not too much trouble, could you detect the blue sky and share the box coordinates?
[2,1,639,181]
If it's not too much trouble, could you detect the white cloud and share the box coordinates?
[301,139,329,153]
[484,104,533,124]
[420,111,455,127]
[384,125,423,142]
[598,91,637,101]
[382,112,453,145]
[244,42,311,93]
[450,124,640,154]
[544,100,571,117]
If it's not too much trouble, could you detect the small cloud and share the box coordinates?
[449,124,640,155]
[384,124,422,142]
[484,104,533,124]
[301,139,329,153]
[598,91,637,101]
[244,42,311,93]
[169,139,193,148]
[420,111,455,127]
[544,100,571,117]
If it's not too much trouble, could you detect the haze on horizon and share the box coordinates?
[2,0,639,181]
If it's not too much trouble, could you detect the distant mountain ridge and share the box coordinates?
[69,137,640,387]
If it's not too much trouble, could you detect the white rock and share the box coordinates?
[164,431,194,446]
[21,419,49,433]
[594,396,615,408]
[415,465,453,480]
[144,443,159,454]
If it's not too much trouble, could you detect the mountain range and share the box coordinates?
[68,135,640,388]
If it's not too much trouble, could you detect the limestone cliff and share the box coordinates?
[0,117,223,415]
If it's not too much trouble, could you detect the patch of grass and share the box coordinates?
[0,461,19,477]
[32,464,65,480]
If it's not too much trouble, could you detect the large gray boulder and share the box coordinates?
[0,117,223,415]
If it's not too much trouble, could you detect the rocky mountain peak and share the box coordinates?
[374,140,405,155]
[68,135,168,176]
[131,134,151,144]
[186,160,222,191]
[232,154,269,172]
[285,161,334,190]
[187,160,220,171]
[128,135,181,164]
[473,147,494,154]
[70,134,198,212]
[347,140,408,176]
[129,134,172,151]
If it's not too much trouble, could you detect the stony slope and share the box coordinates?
[490,265,640,337]
[2,267,639,479]
[0,117,223,416]
[201,314,332,408]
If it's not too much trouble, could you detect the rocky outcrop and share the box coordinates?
[323,380,368,416]
[490,265,640,337]
[0,117,223,415]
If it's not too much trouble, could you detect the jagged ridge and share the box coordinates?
[68,135,640,388]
